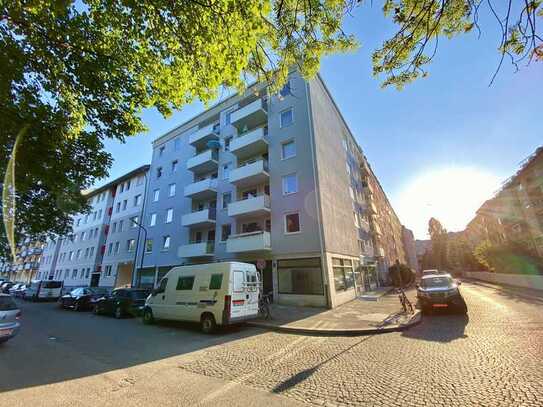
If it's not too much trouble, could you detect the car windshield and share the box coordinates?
[43,281,62,289]
[421,276,453,289]
[130,291,149,300]
[0,296,18,311]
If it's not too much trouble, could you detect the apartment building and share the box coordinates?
[465,146,543,257]
[136,72,406,308]
[10,238,44,283]
[40,165,149,290]
[401,226,419,272]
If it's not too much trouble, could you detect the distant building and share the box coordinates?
[10,238,45,283]
[401,226,419,271]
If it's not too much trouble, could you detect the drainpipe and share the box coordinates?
[132,171,149,287]
[305,81,330,308]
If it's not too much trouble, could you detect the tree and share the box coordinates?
[428,217,449,269]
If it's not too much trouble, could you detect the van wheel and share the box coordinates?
[142,309,154,325]
[201,314,217,334]
[114,307,123,319]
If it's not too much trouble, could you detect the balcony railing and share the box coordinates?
[229,160,269,188]
[184,178,218,200]
[226,230,271,253]
[230,126,268,159]
[186,149,219,173]
[228,195,271,218]
[178,241,215,258]
[181,208,217,227]
[189,123,220,148]
[230,99,268,131]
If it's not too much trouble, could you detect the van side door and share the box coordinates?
[230,270,247,321]
[150,278,168,319]
[245,268,259,317]
[173,275,196,322]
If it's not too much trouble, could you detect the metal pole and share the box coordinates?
[132,171,149,287]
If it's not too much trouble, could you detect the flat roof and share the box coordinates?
[83,164,150,198]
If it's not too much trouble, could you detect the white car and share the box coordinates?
[0,294,21,344]
[143,262,260,333]
[25,280,63,301]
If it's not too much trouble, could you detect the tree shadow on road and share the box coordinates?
[401,310,469,343]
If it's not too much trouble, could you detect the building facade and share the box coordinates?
[136,72,406,308]
[10,238,44,283]
[401,226,419,272]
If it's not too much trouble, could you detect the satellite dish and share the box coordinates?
[206,140,221,150]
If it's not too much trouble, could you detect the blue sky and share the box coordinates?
[100,3,542,239]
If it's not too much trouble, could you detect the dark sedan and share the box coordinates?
[92,288,150,318]
[59,287,109,311]
[417,274,467,314]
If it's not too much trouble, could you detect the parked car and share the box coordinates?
[13,284,28,298]
[143,262,260,333]
[25,280,63,301]
[421,269,440,277]
[1,282,14,294]
[0,294,21,344]
[8,283,24,296]
[59,287,109,311]
[93,288,151,318]
[417,274,467,314]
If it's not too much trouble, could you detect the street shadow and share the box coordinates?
[0,300,261,393]
[401,310,469,343]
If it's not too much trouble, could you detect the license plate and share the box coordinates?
[432,304,448,308]
[0,329,13,337]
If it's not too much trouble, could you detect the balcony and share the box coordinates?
[189,123,220,149]
[226,231,271,253]
[229,160,269,188]
[178,241,215,258]
[181,208,217,227]
[186,149,218,174]
[184,178,218,200]
[230,99,267,131]
[228,195,271,218]
[230,127,268,160]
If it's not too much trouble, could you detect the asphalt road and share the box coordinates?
[1,281,542,406]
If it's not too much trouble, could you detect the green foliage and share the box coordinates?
[0,0,356,251]
[389,262,415,287]
[427,217,449,270]
[474,239,543,275]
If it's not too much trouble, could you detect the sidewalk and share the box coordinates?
[464,278,543,303]
[248,289,421,336]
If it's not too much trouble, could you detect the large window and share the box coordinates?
[150,213,157,226]
[284,212,300,234]
[153,189,160,202]
[278,258,323,295]
[221,224,232,241]
[169,183,176,197]
[127,239,136,252]
[222,192,231,209]
[280,108,294,128]
[162,236,171,250]
[165,208,173,223]
[145,239,153,253]
[281,140,296,159]
[332,258,355,292]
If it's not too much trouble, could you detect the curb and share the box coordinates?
[247,310,422,336]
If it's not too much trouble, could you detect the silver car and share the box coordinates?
[0,294,21,344]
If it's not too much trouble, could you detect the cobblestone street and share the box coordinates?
[1,282,542,406]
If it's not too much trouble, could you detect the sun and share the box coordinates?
[393,167,503,239]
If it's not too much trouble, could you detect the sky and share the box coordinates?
[99,3,542,240]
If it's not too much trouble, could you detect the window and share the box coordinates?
[150,213,157,226]
[118,220,123,232]
[116,202,121,213]
[76,249,81,259]
[278,258,323,295]
[76,218,81,227]
[112,222,117,233]
[84,248,89,258]
[130,216,139,228]
[332,258,354,292]
[285,212,301,233]
[136,175,144,186]
[279,80,292,97]
[223,163,231,180]
[282,173,298,195]
[225,109,234,125]
[165,208,173,223]
[126,180,131,191]
[169,183,176,197]
[120,183,125,193]
[114,241,120,254]
[122,199,128,210]
[153,189,160,202]
[174,138,181,151]
[224,136,232,152]
[81,231,85,241]
[209,274,223,290]
[171,160,178,173]
[84,214,89,223]
[242,222,261,233]
[145,239,153,253]
[221,224,232,241]
[176,276,195,290]
[162,236,171,250]
[127,239,136,252]
[280,108,293,128]
[156,167,163,179]
[222,192,231,209]
[349,187,355,200]
[105,265,112,277]
[85,268,90,279]
[89,247,94,257]
[134,194,142,206]
[158,146,165,157]
[72,269,77,278]
[79,269,85,278]
[281,140,296,159]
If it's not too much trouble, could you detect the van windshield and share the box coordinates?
[42,281,62,289]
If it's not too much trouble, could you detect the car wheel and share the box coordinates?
[142,308,154,325]
[201,313,217,334]
[114,306,123,319]
[74,301,80,312]
[93,305,100,315]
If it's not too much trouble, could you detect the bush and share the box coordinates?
[474,239,543,275]
[388,263,415,288]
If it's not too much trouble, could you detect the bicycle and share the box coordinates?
[258,292,273,320]
[398,288,414,314]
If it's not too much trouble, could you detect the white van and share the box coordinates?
[25,280,64,301]
[143,262,260,333]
